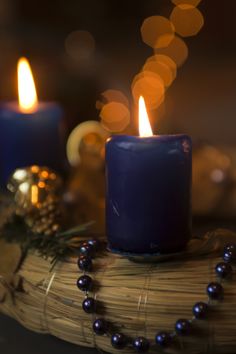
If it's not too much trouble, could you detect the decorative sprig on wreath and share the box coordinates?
[1,213,95,266]
[0,166,100,266]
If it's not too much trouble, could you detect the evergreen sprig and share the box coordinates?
[1,214,95,265]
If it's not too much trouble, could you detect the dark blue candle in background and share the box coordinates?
[0,58,66,188]
[105,97,192,255]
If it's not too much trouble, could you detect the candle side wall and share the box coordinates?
[105,134,192,254]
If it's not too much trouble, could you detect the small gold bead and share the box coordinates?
[40,209,48,216]
[48,204,55,211]
[52,224,59,232]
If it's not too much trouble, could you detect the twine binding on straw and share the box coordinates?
[42,264,58,333]
[136,265,153,339]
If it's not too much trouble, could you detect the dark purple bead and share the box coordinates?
[93,318,108,335]
[133,337,150,352]
[207,282,223,300]
[88,239,100,251]
[82,297,96,314]
[224,244,236,253]
[79,242,94,257]
[223,249,236,263]
[155,331,172,347]
[77,275,92,291]
[78,255,92,272]
[192,302,208,319]
[175,319,191,335]
[215,262,232,278]
[111,333,127,349]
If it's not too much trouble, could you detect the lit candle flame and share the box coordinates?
[138,96,153,137]
[17,57,38,113]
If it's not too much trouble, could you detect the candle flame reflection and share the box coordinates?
[138,96,153,137]
[17,57,38,113]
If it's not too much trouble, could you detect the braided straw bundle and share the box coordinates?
[1,229,236,354]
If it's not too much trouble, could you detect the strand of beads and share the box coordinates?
[76,241,236,352]
[76,239,151,351]
[155,243,235,350]
[77,239,99,317]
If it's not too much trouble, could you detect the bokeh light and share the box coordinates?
[147,54,177,80]
[192,146,231,214]
[100,102,130,132]
[132,71,165,110]
[96,89,129,110]
[65,30,95,61]
[141,16,175,49]
[80,132,106,168]
[155,35,188,67]
[143,57,175,87]
[66,121,109,166]
[170,5,204,37]
[171,0,202,6]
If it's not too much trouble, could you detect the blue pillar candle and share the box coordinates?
[0,103,65,187]
[0,58,66,188]
[105,97,192,255]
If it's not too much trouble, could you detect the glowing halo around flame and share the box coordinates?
[17,57,38,113]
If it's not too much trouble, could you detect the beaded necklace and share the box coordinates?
[76,240,235,352]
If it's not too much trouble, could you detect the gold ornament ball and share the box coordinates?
[7,166,63,215]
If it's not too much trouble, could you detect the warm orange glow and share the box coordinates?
[172,0,202,6]
[101,90,129,107]
[31,185,38,205]
[132,71,165,110]
[17,57,38,113]
[170,5,204,37]
[38,181,46,189]
[31,165,39,173]
[155,36,189,67]
[139,96,153,137]
[96,90,129,112]
[100,102,130,132]
[50,173,57,180]
[141,16,175,49]
[143,59,174,87]
[40,170,49,179]
[148,54,177,79]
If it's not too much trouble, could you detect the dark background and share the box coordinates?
[0,0,236,143]
[0,1,236,352]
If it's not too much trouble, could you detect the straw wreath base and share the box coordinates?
[1,229,236,354]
